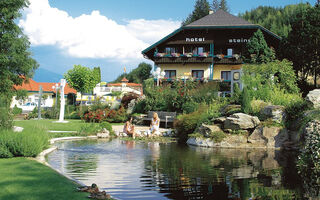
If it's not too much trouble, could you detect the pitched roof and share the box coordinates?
[14,78,77,94]
[186,9,253,27]
[121,77,129,82]
[142,10,281,56]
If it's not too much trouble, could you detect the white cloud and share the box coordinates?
[19,0,180,62]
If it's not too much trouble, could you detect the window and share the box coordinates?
[221,71,231,81]
[192,47,204,55]
[192,70,204,79]
[165,47,176,54]
[164,70,176,79]
[227,48,233,56]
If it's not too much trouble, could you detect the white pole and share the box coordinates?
[59,79,66,122]
[38,85,42,120]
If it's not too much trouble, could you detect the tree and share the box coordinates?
[280,5,320,86]
[93,67,101,84]
[15,89,28,102]
[244,29,275,64]
[0,0,38,97]
[182,0,210,26]
[113,62,152,83]
[212,0,220,12]
[212,0,229,12]
[239,3,311,37]
[64,65,100,107]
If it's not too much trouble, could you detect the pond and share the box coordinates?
[46,139,303,200]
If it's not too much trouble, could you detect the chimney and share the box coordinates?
[209,10,214,14]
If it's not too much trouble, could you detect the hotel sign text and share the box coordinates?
[186,37,205,42]
[229,38,250,43]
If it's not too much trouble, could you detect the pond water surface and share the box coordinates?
[47,139,303,200]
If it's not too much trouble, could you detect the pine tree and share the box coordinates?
[245,29,275,64]
[219,0,229,12]
[212,0,220,12]
[182,0,210,26]
[211,0,229,12]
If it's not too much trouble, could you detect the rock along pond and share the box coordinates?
[46,139,303,200]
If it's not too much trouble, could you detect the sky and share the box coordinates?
[19,0,317,82]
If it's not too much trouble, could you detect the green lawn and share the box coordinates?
[0,158,88,200]
[14,119,124,138]
[14,119,85,132]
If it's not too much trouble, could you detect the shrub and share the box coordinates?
[82,106,127,123]
[0,127,49,157]
[0,107,13,130]
[241,60,302,116]
[133,99,147,113]
[241,87,252,114]
[0,145,13,158]
[181,101,199,114]
[209,131,226,143]
[250,99,269,117]
[12,105,22,115]
[297,128,320,197]
[100,121,114,135]
[174,106,211,142]
[43,108,59,119]
[79,123,101,135]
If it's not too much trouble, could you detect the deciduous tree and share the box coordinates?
[113,62,152,84]
[280,5,320,86]
[64,65,100,107]
[0,0,38,97]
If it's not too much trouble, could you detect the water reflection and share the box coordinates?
[47,139,302,200]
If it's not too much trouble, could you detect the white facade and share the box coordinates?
[11,93,54,108]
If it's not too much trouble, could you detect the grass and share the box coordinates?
[14,119,123,138]
[0,128,49,158]
[14,119,85,132]
[0,157,89,200]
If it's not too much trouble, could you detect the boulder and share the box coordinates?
[187,137,215,147]
[187,135,248,148]
[97,130,110,138]
[306,89,320,109]
[261,105,286,123]
[212,117,227,124]
[197,124,223,137]
[223,113,260,131]
[248,126,289,148]
[12,126,24,132]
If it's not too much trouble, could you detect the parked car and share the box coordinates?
[18,102,44,112]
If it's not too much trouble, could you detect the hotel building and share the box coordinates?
[142,10,281,91]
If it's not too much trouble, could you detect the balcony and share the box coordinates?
[153,52,243,64]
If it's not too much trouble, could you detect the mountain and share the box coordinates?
[33,68,63,83]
